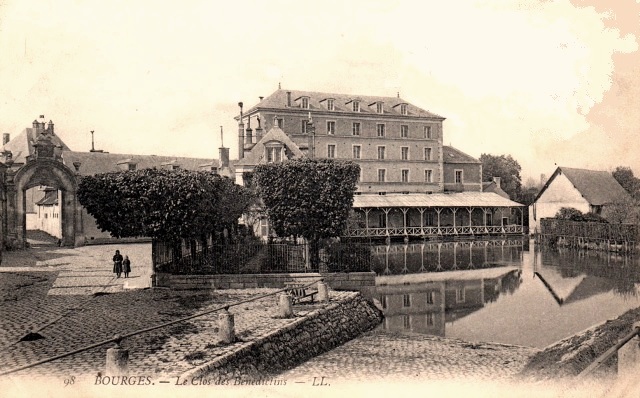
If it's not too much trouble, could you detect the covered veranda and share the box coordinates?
[346,192,525,238]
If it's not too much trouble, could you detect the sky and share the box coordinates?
[0,0,638,184]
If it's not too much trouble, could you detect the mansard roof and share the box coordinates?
[242,89,445,119]
[61,151,235,176]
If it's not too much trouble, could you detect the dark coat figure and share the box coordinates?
[113,250,123,278]
[122,255,131,278]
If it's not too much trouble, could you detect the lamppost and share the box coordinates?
[306,113,315,159]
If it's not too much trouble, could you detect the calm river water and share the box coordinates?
[372,239,640,348]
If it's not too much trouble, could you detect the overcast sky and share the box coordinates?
[1,0,638,183]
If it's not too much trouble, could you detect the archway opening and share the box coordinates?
[25,184,62,246]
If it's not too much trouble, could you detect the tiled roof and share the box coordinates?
[539,167,632,206]
[443,146,480,164]
[352,192,523,208]
[61,151,235,176]
[35,190,58,206]
[244,89,445,119]
[2,128,72,164]
[235,126,304,167]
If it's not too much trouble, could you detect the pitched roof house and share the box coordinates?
[529,166,632,233]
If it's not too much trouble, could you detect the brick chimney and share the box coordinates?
[237,102,244,160]
[2,134,9,145]
[219,147,229,169]
[493,176,501,187]
[286,91,291,107]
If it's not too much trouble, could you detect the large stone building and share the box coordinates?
[0,117,232,248]
[234,88,524,239]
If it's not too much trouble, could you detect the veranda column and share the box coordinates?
[419,208,425,236]
[436,208,442,236]
[482,208,488,234]
[364,209,370,236]
[402,208,408,237]
[468,207,473,235]
[452,208,458,235]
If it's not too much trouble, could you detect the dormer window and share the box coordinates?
[353,100,360,112]
[327,99,334,111]
[400,103,408,115]
[265,142,284,163]
[117,159,138,171]
[376,102,384,114]
[301,97,309,109]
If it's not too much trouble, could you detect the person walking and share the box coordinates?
[122,255,131,278]
[113,250,123,278]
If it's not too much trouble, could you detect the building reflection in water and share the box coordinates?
[534,246,640,305]
[374,239,525,336]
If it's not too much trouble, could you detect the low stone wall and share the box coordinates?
[179,292,383,382]
[163,272,376,294]
[520,306,640,380]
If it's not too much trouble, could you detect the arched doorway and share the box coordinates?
[12,159,79,247]
[5,133,80,248]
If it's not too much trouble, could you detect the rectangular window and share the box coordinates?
[403,315,411,329]
[301,120,308,134]
[377,146,386,160]
[425,169,433,183]
[376,102,383,114]
[128,164,137,171]
[426,313,435,326]
[403,294,411,307]
[456,287,465,303]
[301,97,309,109]
[266,147,282,163]
[455,170,463,184]
[353,101,360,112]
[400,104,408,115]
[424,147,432,161]
[380,296,387,309]
[426,291,434,305]
[401,147,409,160]
[424,126,432,139]
[327,99,334,111]
[377,124,385,137]
[378,169,386,182]
[352,122,361,136]
[401,125,408,138]
[352,145,361,159]
[276,118,284,128]
[327,144,336,159]
[327,121,335,135]
[401,169,409,182]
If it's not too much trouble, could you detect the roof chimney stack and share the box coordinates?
[238,102,245,160]
[259,96,264,101]
[3,134,10,145]
[493,176,501,187]
[286,91,291,107]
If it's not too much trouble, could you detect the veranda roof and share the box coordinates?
[352,192,523,209]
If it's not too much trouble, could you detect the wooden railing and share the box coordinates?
[345,225,523,237]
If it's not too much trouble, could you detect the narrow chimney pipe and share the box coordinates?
[238,102,245,160]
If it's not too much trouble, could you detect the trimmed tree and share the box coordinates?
[253,158,360,270]
[77,168,254,250]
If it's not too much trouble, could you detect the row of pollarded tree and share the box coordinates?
[78,159,361,270]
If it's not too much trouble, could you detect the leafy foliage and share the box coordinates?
[78,169,254,241]
[480,153,522,201]
[253,158,360,268]
[554,207,608,223]
[612,166,640,201]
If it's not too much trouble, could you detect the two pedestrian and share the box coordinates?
[113,250,123,278]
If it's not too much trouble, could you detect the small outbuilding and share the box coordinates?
[529,166,632,234]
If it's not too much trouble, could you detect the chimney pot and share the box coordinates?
[259,96,264,101]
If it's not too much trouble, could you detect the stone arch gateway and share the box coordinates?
[4,135,82,248]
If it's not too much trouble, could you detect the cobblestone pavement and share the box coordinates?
[0,244,345,387]
[280,329,539,382]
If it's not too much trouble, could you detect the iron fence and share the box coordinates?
[154,239,374,275]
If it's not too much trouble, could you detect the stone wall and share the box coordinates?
[162,272,376,295]
[179,292,382,382]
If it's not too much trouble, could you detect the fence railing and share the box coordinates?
[154,240,374,275]
[344,225,523,237]
[541,219,639,241]
[576,322,640,381]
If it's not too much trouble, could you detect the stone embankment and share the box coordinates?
[179,292,382,382]
[520,306,640,380]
